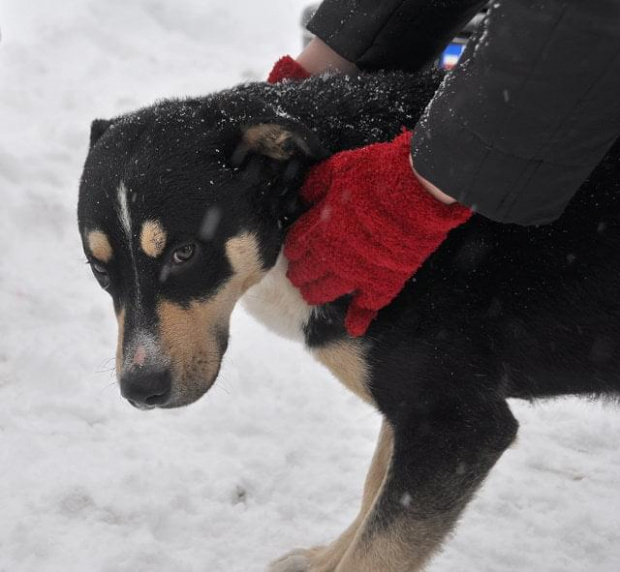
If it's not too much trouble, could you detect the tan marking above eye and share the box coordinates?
[140,220,167,258]
[87,230,113,263]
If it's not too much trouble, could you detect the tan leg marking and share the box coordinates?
[139,220,167,258]
[115,307,125,374]
[307,421,394,572]
[312,339,373,405]
[336,514,450,572]
[87,230,113,262]
[272,329,378,570]
[336,447,451,572]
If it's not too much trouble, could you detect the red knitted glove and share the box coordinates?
[268,56,311,84]
[284,130,472,337]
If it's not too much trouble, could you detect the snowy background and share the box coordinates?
[1,1,619,570]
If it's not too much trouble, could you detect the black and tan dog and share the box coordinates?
[78,70,620,571]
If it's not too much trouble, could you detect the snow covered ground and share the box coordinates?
[1,1,619,571]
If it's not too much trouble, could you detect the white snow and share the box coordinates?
[1,1,620,571]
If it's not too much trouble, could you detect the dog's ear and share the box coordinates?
[89,119,113,147]
[233,119,329,167]
[229,119,329,227]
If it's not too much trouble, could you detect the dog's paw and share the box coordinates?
[267,547,326,572]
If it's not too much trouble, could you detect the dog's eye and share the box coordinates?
[172,244,196,265]
[90,261,110,289]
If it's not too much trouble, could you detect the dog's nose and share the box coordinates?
[120,369,172,407]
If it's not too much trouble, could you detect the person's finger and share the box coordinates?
[286,254,331,286]
[300,163,332,204]
[299,272,355,305]
[283,205,323,261]
[286,234,337,277]
[352,276,408,311]
[344,301,377,337]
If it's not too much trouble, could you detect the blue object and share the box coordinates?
[440,43,466,70]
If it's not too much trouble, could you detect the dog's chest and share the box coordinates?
[241,253,313,342]
[242,253,374,405]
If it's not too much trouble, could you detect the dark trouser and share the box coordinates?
[310,0,620,225]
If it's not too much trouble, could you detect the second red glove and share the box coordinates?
[268,56,310,84]
[284,130,472,337]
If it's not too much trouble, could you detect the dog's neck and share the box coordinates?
[241,251,312,342]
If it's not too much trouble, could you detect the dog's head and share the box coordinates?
[78,90,326,409]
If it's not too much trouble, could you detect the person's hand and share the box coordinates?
[267,56,310,83]
[284,130,472,337]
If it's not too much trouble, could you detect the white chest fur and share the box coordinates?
[241,252,373,405]
[241,252,313,342]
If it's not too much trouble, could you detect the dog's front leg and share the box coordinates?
[269,421,393,572]
[334,396,518,572]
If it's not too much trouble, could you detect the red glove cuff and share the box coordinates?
[350,131,472,236]
[268,56,311,84]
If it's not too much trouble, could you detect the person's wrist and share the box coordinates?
[296,37,358,75]
[409,155,457,205]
